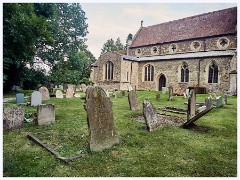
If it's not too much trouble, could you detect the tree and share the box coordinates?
[101,37,125,55]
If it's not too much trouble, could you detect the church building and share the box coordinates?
[90,7,237,95]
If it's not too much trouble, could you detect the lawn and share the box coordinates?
[3,91,237,177]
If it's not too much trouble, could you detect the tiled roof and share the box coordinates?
[123,50,236,62]
[130,7,237,48]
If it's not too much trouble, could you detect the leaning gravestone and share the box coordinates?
[85,86,119,152]
[168,86,173,101]
[16,93,24,104]
[156,94,160,101]
[3,107,24,130]
[216,96,223,107]
[31,91,42,106]
[187,89,196,119]
[55,90,63,98]
[66,88,74,98]
[143,99,160,131]
[128,90,139,111]
[37,104,55,125]
[81,84,87,93]
[39,86,50,100]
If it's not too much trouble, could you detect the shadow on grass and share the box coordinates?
[183,123,210,133]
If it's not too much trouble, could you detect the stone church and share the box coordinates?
[90,7,237,95]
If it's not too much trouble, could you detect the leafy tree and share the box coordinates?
[101,37,125,54]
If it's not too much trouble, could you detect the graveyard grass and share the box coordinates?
[3,91,237,177]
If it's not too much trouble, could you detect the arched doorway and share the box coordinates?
[159,74,166,91]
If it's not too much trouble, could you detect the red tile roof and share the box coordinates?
[130,7,237,48]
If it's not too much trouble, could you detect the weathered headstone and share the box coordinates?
[59,85,63,90]
[16,93,24,104]
[31,91,42,106]
[128,90,139,111]
[187,89,196,119]
[143,99,160,131]
[68,84,76,92]
[183,92,187,99]
[128,84,133,91]
[105,89,109,97]
[216,96,223,107]
[205,96,213,110]
[85,86,119,152]
[168,86,173,101]
[55,90,63,98]
[39,86,50,100]
[224,95,227,105]
[185,89,189,97]
[76,85,82,91]
[66,88,74,98]
[3,107,24,130]
[37,104,55,125]
[81,84,87,93]
[121,90,126,97]
[156,94,160,101]
[162,87,166,94]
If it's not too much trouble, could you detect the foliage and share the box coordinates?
[101,37,125,55]
[3,91,237,177]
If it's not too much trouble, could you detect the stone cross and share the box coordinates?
[55,90,63,98]
[156,94,160,101]
[216,96,223,107]
[187,89,196,119]
[85,86,119,152]
[143,99,160,131]
[37,104,55,125]
[168,86,173,101]
[128,90,140,111]
[39,86,50,100]
[31,91,42,106]
[3,107,24,130]
[16,93,24,104]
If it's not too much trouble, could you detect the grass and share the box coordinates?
[3,91,237,177]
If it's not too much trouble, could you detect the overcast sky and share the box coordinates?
[81,3,236,59]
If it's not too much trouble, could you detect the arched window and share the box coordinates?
[105,61,114,80]
[208,62,218,83]
[144,64,154,81]
[181,63,189,82]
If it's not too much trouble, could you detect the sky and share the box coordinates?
[81,3,237,59]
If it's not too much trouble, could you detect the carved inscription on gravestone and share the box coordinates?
[143,99,161,131]
[3,107,24,130]
[37,104,55,125]
[128,90,139,111]
[85,86,119,152]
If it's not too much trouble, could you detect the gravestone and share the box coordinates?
[81,84,87,93]
[197,105,207,113]
[121,90,126,97]
[205,96,213,110]
[143,99,160,131]
[76,85,82,91]
[37,104,55,125]
[59,85,63,90]
[128,90,139,111]
[39,86,50,100]
[168,86,173,101]
[128,84,133,91]
[55,90,63,98]
[224,95,227,105]
[16,93,24,104]
[66,88,74,98]
[183,92,187,99]
[187,89,196,119]
[31,91,42,106]
[162,87,166,94]
[68,84,76,92]
[105,89,109,97]
[85,86,119,152]
[185,89,189,97]
[3,107,24,130]
[156,94,160,101]
[216,96,223,107]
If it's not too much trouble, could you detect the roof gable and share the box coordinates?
[130,7,237,48]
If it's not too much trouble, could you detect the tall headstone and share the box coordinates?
[187,89,196,119]
[224,94,228,105]
[143,99,160,131]
[156,94,160,101]
[31,91,42,106]
[66,88,74,98]
[3,107,24,130]
[37,104,55,125]
[168,86,173,101]
[16,93,24,104]
[55,90,63,98]
[216,96,223,107]
[39,86,50,100]
[85,86,119,152]
[128,90,139,111]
